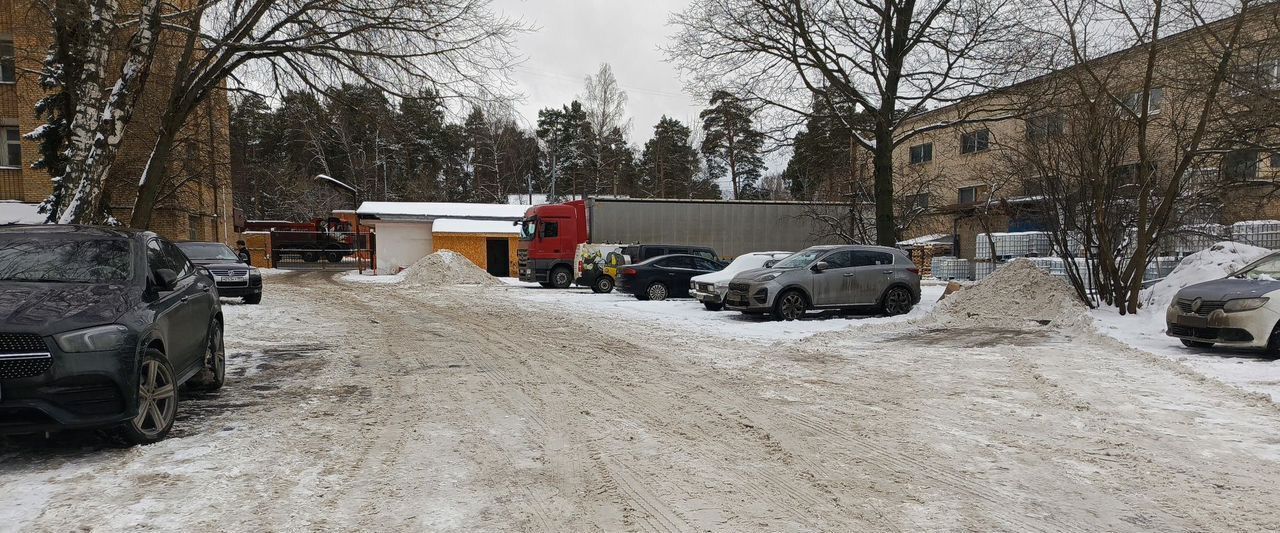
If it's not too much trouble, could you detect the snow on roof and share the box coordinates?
[431,218,520,235]
[897,233,952,247]
[357,202,529,221]
[0,202,43,225]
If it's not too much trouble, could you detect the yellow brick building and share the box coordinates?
[0,0,233,243]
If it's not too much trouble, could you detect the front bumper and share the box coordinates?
[690,283,725,304]
[0,338,138,435]
[1165,305,1280,348]
[724,281,777,311]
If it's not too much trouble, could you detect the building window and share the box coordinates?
[1,127,19,167]
[188,215,201,241]
[960,129,990,154]
[1122,87,1164,114]
[1271,152,1280,168]
[0,40,13,83]
[958,186,979,204]
[1113,162,1155,185]
[1225,150,1259,181]
[903,193,930,212]
[1257,59,1280,88]
[1026,114,1064,143]
[909,143,933,165]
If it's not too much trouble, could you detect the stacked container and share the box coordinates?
[974,232,1055,260]
[1231,220,1280,249]
[930,257,975,280]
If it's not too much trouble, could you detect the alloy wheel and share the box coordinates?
[133,359,178,438]
[209,323,226,384]
[779,293,805,320]
[884,288,912,316]
[647,283,668,301]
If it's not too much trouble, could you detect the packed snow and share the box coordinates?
[355,201,529,220]
[341,249,500,286]
[0,202,43,225]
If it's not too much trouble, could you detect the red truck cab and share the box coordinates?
[517,200,588,287]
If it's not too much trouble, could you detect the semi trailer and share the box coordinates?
[517,197,854,288]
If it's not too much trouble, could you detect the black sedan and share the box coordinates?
[615,254,724,301]
[0,225,224,444]
[177,241,263,304]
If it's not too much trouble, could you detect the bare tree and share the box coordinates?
[35,0,523,227]
[669,0,1041,245]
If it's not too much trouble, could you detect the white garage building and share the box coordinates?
[357,202,532,274]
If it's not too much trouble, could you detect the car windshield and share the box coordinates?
[1234,254,1280,280]
[177,242,239,261]
[771,248,826,269]
[0,235,132,283]
[519,219,537,241]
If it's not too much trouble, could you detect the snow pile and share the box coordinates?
[1139,241,1272,314]
[934,258,1088,328]
[402,250,500,286]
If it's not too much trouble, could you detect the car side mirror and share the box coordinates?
[764,259,779,268]
[812,261,830,272]
[153,268,178,291]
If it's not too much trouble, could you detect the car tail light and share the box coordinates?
[622,267,637,276]
[907,267,920,275]
[578,260,584,271]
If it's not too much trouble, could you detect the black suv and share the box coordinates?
[0,226,225,444]
[615,254,725,301]
[177,241,263,304]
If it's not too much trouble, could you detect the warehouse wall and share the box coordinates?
[432,233,518,277]
[375,221,434,274]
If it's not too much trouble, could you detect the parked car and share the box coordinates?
[1166,252,1280,352]
[177,241,264,304]
[574,243,628,293]
[615,254,725,301]
[690,251,793,311]
[594,244,722,293]
[723,245,921,321]
[0,225,224,444]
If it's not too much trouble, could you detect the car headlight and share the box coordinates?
[1224,297,1269,312]
[54,324,129,352]
[757,272,781,282]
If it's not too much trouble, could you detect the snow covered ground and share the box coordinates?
[4,270,1280,531]
[500,278,948,342]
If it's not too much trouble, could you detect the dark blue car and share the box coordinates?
[0,225,224,444]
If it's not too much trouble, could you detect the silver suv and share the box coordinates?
[723,245,921,321]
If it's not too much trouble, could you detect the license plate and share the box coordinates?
[1176,314,1208,328]
[218,276,247,283]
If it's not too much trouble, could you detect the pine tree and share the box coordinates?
[639,117,716,199]
[536,101,596,200]
[699,90,765,199]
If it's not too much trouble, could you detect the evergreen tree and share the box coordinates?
[699,90,765,199]
[639,117,716,199]
[536,101,596,200]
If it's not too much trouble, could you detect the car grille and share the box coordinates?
[1175,298,1225,315]
[0,333,53,380]
[210,269,249,277]
[728,282,751,292]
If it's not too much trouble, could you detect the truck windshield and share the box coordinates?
[519,219,538,241]
[772,248,825,269]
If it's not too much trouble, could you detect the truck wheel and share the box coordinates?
[703,301,724,311]
[772,290,807,321]
[592,275,614,294]
[325,247,344,263]
[550,266,572,289]
[302,249,320,263]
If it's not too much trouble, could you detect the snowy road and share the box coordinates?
[3,271,1280,531]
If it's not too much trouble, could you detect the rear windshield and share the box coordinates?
[177,242,239,261]
[0,235,133,283]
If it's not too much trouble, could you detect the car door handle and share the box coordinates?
[882,270,894,274]
[180,295,191,303]
[843,273,856,277]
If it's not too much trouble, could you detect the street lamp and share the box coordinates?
[314,174,364,273]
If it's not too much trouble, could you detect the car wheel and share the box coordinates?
[550,266,572,289]
[772,290,807,321]
[117,349,178,445]
[1265,322,1280,357]
[592,275,615,294]
[881,286,914,316]
[243,293,262,305]
[646,282,669,301]
[193,319,226,391]
[1180,339,1214,349]
[703,301,723,311]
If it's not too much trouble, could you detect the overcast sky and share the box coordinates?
[490,0,702,144]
